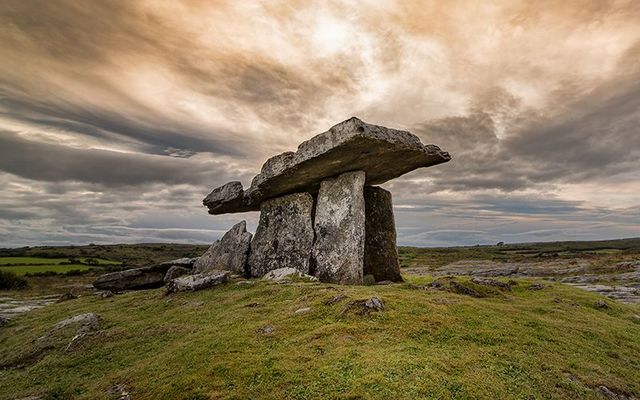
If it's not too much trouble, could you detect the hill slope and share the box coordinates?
[1,276,639,399]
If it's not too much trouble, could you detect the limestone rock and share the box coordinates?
[312,171,366,284]
[262,267,318,282]
[166,270,230,293]
[193,220,252,275]
[160,257,197,268]
[248,193,315,277]
[363,186,402,282]
[204,117,451,214]
[163,266,191,283]
[93,264,171,291]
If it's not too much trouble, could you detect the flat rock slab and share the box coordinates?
[193,220,252,275]
[204,117,450,214]
[248,193,315,277]
[363,186,402,282]
[166,270,230,293]
[93,264,171,291]
[312,171,366,284]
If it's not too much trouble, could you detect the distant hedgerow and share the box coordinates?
[0,270,28,290]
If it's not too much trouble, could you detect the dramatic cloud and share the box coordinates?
[0,0,639,247]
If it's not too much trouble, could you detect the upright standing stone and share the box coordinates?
[193,220,253,276]
[312,171,366,284]
[364,186,402,282]
[248,193,315,277]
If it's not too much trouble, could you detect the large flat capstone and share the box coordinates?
[247,192,315,277]
[312,171,366,285]
[204,117,451,214]
[363,186,402,282]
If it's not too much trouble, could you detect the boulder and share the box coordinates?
[160,257,197,268]
[247,193,315,277]
[193,220,252,275]
[204,117,451,214]
[166,270,230,293]
[93,264,171,291]
[312,171,366,284]
[363,186,402,282]
[163,266,191,283]
[262,267,318,282]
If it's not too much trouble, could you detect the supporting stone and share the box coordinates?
[364,186,402,282]
[312,171,366,284]
[193,220,252,276]
[247,192,315,277]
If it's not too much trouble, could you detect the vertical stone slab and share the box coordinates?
[248,193,314,278]
[364,186,402,282]
[312,171,366,284]
[193,220,253,276]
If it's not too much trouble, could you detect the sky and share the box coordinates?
[1,0,639,247]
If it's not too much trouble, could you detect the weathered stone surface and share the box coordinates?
[163,266,191,283]
[262,267,318,282]
[248,193,315,277]
[166,270,230,293]
[204,117,451,214]
[93,264,170,291]
[312,171,366,284]
[363,186,402,282]
[160,257,197,268]
[193,221,252,275]
[203,181,251,214]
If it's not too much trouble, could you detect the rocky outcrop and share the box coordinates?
[166,270,230,293]
[312,171,366,284]
[247,193,315,277]
[193,220,252,275]
[363,186,402,282]
[262,267,318,282]
[204,117,450,214]
[94,258,195,291]
[163,266,191,283]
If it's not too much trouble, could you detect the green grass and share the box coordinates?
[0,264,94,276]
[1,277,638,399]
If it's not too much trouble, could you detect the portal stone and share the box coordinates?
[193,220,252,276]
[247,192,315,277]
[312,171,366,284]
[364,186,402,282]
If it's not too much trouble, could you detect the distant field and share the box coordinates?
[0,257,120,276]
[0,264,93,276]
[0,257,120,266]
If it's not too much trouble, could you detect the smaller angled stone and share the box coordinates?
[203,181,252,215]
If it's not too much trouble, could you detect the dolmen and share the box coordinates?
[201,117,450,285]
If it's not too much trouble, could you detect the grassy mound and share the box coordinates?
[1,277,639,399]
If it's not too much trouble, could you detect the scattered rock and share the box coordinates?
[470,277,513,290]
[166,270,230,293]
[256,325,274,335]
[163,266,191,284]
[0,315,8,327]
[236,280,255,286]
[324,294,347,305]
[376,280,395,285]
[340,297,385,316]
[595,300,610,309]
[94,264,173,291]
[363,186,402,282]
[193,220,253,275]
[204,117,450,214]
[95,290,114,299]
[450,281,482,298]
[107,383,131,400]
[52,313,100,332]
[294,307,311,315]
[244,302,262,308]
[597,385,633,400]
[262,267,318,282]
[57,292,78,302]
[528,283,545,290]
[313,171,366,284]
[248,193,315,277]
